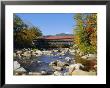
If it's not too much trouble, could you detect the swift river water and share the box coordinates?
[14,49,75,75]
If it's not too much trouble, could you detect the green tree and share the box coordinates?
[13,14,27,32]
[14,14,42,49]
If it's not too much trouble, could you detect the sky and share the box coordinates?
[16,13,76,35]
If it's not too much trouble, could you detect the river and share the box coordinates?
[15,49,74,75]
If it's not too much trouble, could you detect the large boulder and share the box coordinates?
[14,66,27,75]
[28,72,42,75]
[15,67,26,72]
[16,50,22,54]
[41,70,48,75]
[52,66,63,71]
[84,59,97,71]
[14,61,20,70]
[31,51,37,57]
[49,61,57,66]
[81,54,97,60]
[22,51,31,57]
[35,50,43,55]
[75,57,97,71]
[56,60,65,67]
[81,55,87,59]
[68,63,84,74]
[49,60,65,71]
[49,60,65,67]
[65,57,72,63]
[13,53,16,57]
[54,71,63,76]
[63,72,69,76]
[69,49,75,53]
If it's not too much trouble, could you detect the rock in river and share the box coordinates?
[15,67,26,72]
[14,61,20,70]
[52,66,63,71]
[49,60,65,67]
[29,72,42,75]
[54,71,63,76]
[41,70,47,75]
[68,63,84,74]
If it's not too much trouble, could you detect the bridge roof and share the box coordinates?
[43,36,73,40]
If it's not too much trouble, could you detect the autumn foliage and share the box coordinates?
[73,13,97,54]
[14,14,42,49]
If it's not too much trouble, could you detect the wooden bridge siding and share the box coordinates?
[34,39,73,49]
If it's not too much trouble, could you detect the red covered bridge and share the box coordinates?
[33,36,74,49]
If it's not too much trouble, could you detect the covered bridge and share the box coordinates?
[33,36,74,49]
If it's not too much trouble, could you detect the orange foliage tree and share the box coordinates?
[73,13,97,54]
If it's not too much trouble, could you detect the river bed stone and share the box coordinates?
[14,48,97,76]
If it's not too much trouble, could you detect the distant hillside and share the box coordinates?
[46,33,73,36]
[55,33,73,36]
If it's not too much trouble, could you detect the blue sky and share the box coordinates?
[16,13,76,35]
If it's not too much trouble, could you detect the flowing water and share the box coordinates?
[15,50,74,75]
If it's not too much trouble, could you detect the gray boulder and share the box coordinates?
[68,63,84,74]
[14,61,20,70]
[54,71,63,76]
[15,67,26,72]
